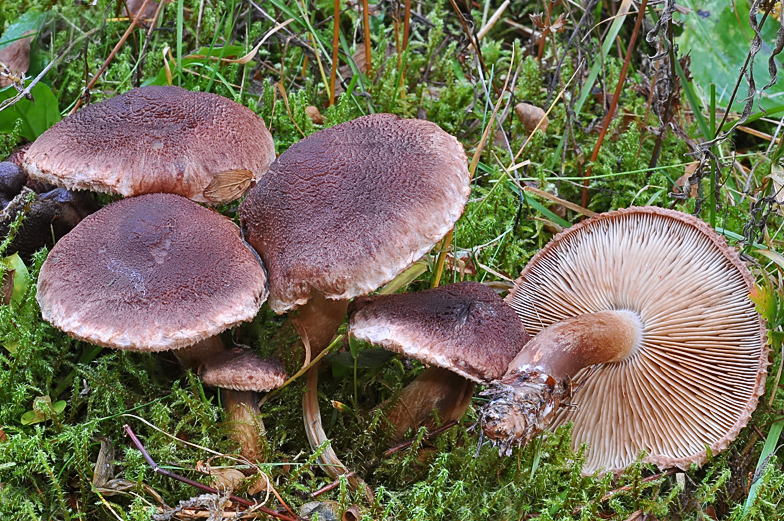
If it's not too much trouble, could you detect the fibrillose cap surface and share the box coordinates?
[23,86,275,204]
[349,282,530,383]
[239,113,471,313]
[507,206,768,474]
[199,349,287,392]
[37,193,268,351]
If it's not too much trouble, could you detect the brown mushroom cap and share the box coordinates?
[199,348,287,392]
[349,282,530,383]
[506,206,768,473]
[37,193,268,351]
[239,113,470,313]
[23,86,275,204]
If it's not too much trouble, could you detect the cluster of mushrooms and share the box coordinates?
[3,85,768,484]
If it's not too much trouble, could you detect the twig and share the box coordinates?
[123,425,297,521]
[0,28,100,114]
[572,469,677,514]
[330,0,340,106]
[362,0,371,74]
[581,0,648,208]
[70,0,153,115]
[384,420,460,457]
[311,471,356,497]
[477,0,509,41]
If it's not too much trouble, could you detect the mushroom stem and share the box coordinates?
[383,366,476,441]
[292,291,357,482]
[221,389,264,464]
[479,310,642,454]
[173,338,267,463]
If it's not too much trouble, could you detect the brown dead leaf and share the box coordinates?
[246,472,270,496]
[515,103,549,134]
[210,468,246,492]
[1,270,14,306]
[342,505,360,521]
[0,34,33,88]
[675,162,700,198]
[0,427,7,443]
[306,105,324,125]
[92,437,114,488]
[122,0,164,23]
[767,164,784,204]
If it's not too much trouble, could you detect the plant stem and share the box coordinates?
[710,83,717,228]
[582,0,648,208]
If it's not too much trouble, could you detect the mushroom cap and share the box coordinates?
[348,282,530,383]
[506,206,768,474]
[23,86,275,204]
[239,113,470,313]
[199,348,287,392]
[37,193,268,351]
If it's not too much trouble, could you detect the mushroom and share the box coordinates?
[199,345,288,463]
[23,86,275,204]
[36,193,272,460]
[239,113,471,479]
[348,281,530,440]
[478,206,769,474]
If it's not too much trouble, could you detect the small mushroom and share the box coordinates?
[23,86,275,204]
[478,207,768,474]
[348,281,530,440]
[199,346,287,463]
[239,113,471,480]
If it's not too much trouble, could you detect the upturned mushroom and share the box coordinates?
[23,86,275,204]
[478,207,768,474]
[36,193,272,460]
[239,113,471,479]
[348,281,530,440]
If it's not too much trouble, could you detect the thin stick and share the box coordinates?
[70,0,152,115]
[477,0,510,41]
[330,0,340,106]
[402,0,412,50]
[362,0,371,74]
[383,420,460,457]
[123,425,296,521]
[268,335,344,397]
[581,0,648,208]
[311,471,356,497]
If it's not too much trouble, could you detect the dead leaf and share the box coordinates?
[246,472,270,496]
[675,162,700,198]
[342,504,360,521]
[210,468,246,492]
[203,169,254,203]
[0,427,7,442]
[1,269,14,305]
[767,164,784,203]
[92,437,114,488]
[122,0,164,23]
[0,33,33,88]
[306,106,324,125]
[515,103,548,134]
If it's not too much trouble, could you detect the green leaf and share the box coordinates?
[0,81,61,140]
[141,45,248,87]
[1,252,29,306]
[20,396,66,425]
[679,0,784,111]
[744,419,784,514]
[0,10,49,51]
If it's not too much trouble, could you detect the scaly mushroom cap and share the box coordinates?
[199,348,287,392]
[349,281,530,382]
[23,86,275,203]
[37,193,268,351]
[239,113,470,313]
[507,206,768,473]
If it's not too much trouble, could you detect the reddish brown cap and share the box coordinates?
[37,193,268,351]
[23,86,275,203]
[199,348,287,392]
[239,113,470,313]
[348,282,529,383]
[507,206,768,473]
